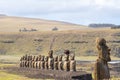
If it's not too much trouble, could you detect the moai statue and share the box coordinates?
[63,50,70,71]
[32,56,36,68]
[29,55,33,68]
[22,55,25,67]
[34,56,39,68]
[93,38,111,80]
[37,55,41,69]
[26,55,31,68]
[40,56,45,69]
[20,56,23,67]
[58,55,63,70]
[24,54,28,67]
[44,56,49,69]
[26,55,30,68]
[48,50,54,70]
[70,54,76,71]
[54,56,58,70]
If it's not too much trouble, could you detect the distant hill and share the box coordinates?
[0,14,7,16]
[88,23,116,28]
[0,15,88,32]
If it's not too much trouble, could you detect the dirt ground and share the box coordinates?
[0,61,119,80]
[1,66,92,80]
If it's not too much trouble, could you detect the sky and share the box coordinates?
[0,0,120,25]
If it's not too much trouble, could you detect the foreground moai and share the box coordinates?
[48,50,54,70]
[70,54,76,71]
[93,38,111,80]
[63,50,70,71]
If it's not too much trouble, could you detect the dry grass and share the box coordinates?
[0,28,120,59]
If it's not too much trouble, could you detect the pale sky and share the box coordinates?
[0,0,120,25]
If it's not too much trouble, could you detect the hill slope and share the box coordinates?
[0,16,88,32]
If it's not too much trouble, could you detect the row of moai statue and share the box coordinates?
[20,50,76,71]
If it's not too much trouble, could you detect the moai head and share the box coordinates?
[70,54,75,60]
[35,56,39,61]
[38,55,41,61]
[58,55,63,61]
[48,50,53,58]
[64,50,70,55]
[41,56,45,61]
[32,56,36,61]
[54,56,58,62]
[96,38,111,62]
[64,50,70,61]
[45,56,48,62]
[25,54,28,60]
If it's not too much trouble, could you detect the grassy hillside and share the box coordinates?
[0,16,88,32]
[0,29,120,59]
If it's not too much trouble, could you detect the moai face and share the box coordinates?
[45,56,48,62]
[70,54,75,60]
[41,56,44,61]
[32,56,35,61]
[48,50,53,58]
[58,55,63,61]
[54,56,58,62]
[37,55,41,61]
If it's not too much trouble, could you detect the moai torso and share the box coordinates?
[54,56,58,70]
[48,50,54,70]
[93,38,111,80]
[70,54,76,71]
[63,55,70,71]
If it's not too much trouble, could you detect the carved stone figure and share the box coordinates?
[63,50,70,71]
[93,38,111,80]
[58,55,63,70]
[20,56,23,67]
[37,55,41,69]
[54,56,58,70]
[48,50,54,70]
[40,56,45,69]
[44,56,49,69]
[32,56,36,68]
[34,56,39,68]
[70,54,76,71]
